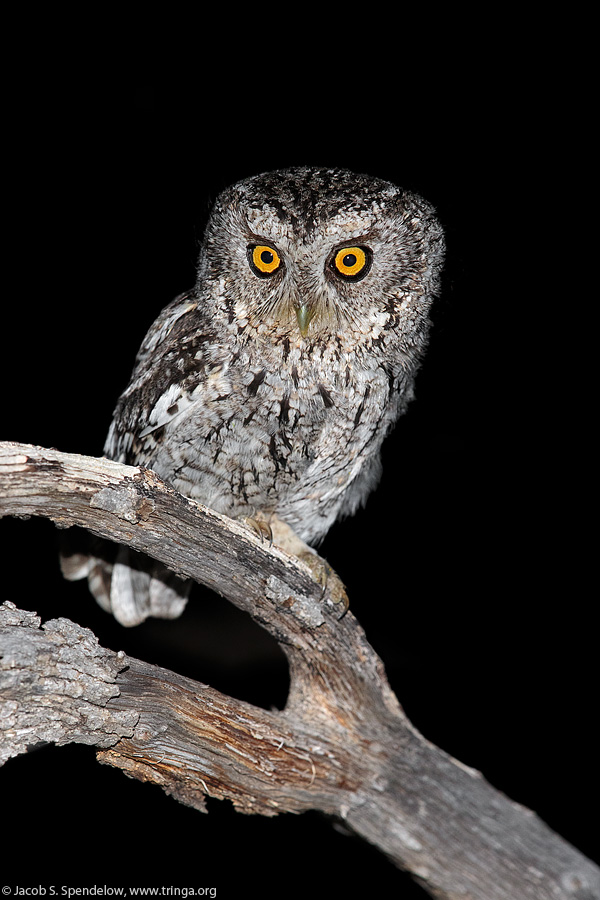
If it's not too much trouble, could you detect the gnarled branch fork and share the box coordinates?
[0,440,597,900]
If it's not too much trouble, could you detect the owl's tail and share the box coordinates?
[60,535,191,627]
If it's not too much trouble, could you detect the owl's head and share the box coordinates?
[198,167,444,351]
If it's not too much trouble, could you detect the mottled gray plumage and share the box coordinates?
[63,167,445,625]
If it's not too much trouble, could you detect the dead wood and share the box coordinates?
[1,440,598,900]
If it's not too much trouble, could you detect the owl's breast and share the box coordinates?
[128,330,402,543]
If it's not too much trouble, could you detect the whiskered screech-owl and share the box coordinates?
[62,167,445,625]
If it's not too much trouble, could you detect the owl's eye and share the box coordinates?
[247,244,282,278]
[330,246,372,282]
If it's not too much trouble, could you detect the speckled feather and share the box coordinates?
[63,167,445,625]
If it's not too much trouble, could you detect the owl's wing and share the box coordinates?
[61,290,207,626]
[104,289,207,466]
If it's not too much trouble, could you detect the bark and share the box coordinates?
[1,440,598,900]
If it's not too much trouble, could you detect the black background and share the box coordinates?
[1,27,595,898]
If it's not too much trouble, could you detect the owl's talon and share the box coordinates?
[239,514,273,544]
[323,568,350,619]
[266,515,349,618]
[298,551,349,619]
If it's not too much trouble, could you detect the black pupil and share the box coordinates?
[342,253,357,268]
[260,249,274,265]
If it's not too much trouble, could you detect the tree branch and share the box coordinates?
[1,440,598,900]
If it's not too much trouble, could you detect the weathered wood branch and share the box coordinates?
[1,440,598,900]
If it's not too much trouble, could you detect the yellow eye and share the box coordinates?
[331,246,372,281]
[248,244,282,277]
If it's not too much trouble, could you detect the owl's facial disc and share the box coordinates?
[245,237,375,338]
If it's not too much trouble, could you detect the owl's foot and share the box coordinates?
[298,551,349,618]
[239,513,348,617]
[268,515,349,619]
[239,512,273,543]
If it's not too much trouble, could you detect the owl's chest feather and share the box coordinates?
[115,320,405,541]
[227,335,389,440]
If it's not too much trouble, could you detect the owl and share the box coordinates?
[62,167,445,625]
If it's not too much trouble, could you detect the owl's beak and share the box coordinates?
[296,303,316,337]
